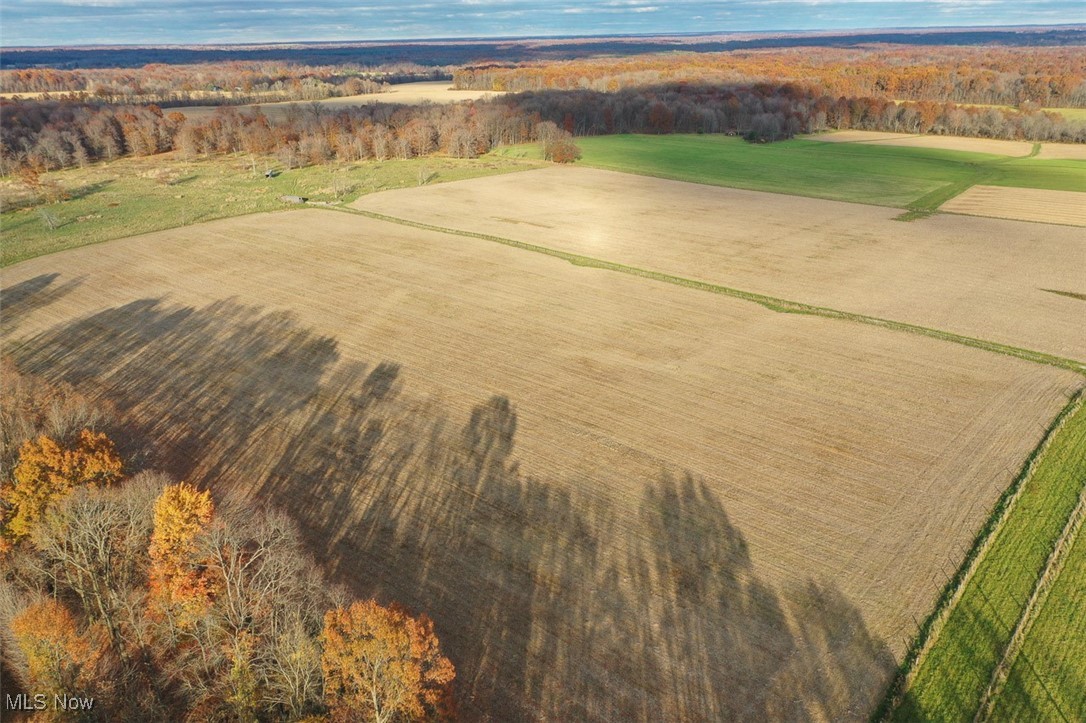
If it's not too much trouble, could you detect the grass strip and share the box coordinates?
[330,205,1086,375]
[879,394,1086,721]
[988,512,1086,722]
[977,484,1086,721]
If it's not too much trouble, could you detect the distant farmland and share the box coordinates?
[495,134,1086,207]
[356,166,1086,360]
[4,209,1081,720]
[172,81,506,121]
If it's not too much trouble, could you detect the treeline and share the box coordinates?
[0,359,455,721]
[0,61,451,106]
[5,82,1084,176]
[453,46,1086,109]
[508,85,1086,142]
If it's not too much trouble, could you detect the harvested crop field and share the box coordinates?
[356,167,1086,361]
[174,81,504,120]
[941,185,1086,227]
[808,130,1034,156]
[1036,142,1086,160]
[3,210,1082,721]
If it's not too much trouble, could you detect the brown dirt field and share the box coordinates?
[1036,143,1086,160]
[941,185,1086,227]
[356,167,1086,361]
[174,81,504,121]
[806,130,1034,156]
[3,210,1081,721]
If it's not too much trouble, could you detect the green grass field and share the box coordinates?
[1050,107,1086,122]
[890,396,1086,721]
[495,134,1085,210]
[0,154,540,267]
[990,521,1086,722]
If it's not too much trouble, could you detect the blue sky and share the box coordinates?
[1,0,1082,47]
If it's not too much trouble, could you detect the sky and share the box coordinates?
[0,0,1083,47]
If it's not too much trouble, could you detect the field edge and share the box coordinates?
[873,388,1086,721]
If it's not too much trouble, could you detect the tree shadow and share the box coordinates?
[68,179,115,202]
[8,297,338,479]
[1,273,85,336]
[9,297,897,721]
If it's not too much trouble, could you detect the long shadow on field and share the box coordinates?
[8,295,896,722]
[7,296,338,481]
[1,273,84,336]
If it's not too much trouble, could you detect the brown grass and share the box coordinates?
[941,185,1086,227]
[355,166,1086,361]
[807,131,1034,156]
[174,81,505,121]
[3,209,1080,721]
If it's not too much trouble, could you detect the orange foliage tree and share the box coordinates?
[321,600,455,723]
[147,482,215,630]
[2,429,123,546]
[10,599,107,699]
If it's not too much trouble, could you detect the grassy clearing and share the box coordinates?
[492,134,1085,210]
[888,395,1086,721]
[892,100,1086,123]
[1052,107,1086,122]
[0,153,541,267]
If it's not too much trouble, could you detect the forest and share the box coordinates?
[2,80,1084,178]
[3,42,1085,179]
[0,62,450,105]
[452,46,1086,107]
[0,359,455,721]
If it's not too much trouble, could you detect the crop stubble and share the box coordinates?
[356,167,1086,361]
[807,130,1035,156]
[174,81,505,121]
[3,210,1081,720]
[941,184,1086,226]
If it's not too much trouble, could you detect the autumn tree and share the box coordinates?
[535,120,581,162]
[147,482,215,632]
[10,599,108,705]
[2,429,124,547]
[321,600,455,723]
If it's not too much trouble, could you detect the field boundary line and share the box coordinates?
[974,474,1086,722]
[873,391,1084,721]
[323,205,1086,375]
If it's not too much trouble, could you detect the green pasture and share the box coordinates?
[495,134,1085,211]
[0,154,539,267]
[990,522,1086,723]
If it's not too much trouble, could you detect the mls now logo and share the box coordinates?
[6,693,95,711]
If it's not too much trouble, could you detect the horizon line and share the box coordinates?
[4,22,1085,52]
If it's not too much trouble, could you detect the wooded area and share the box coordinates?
[3,80,1083,177]
[2,44,1085,177]
[0,360,455,721]
[0,62,453,105]
[453,46,1086,107]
